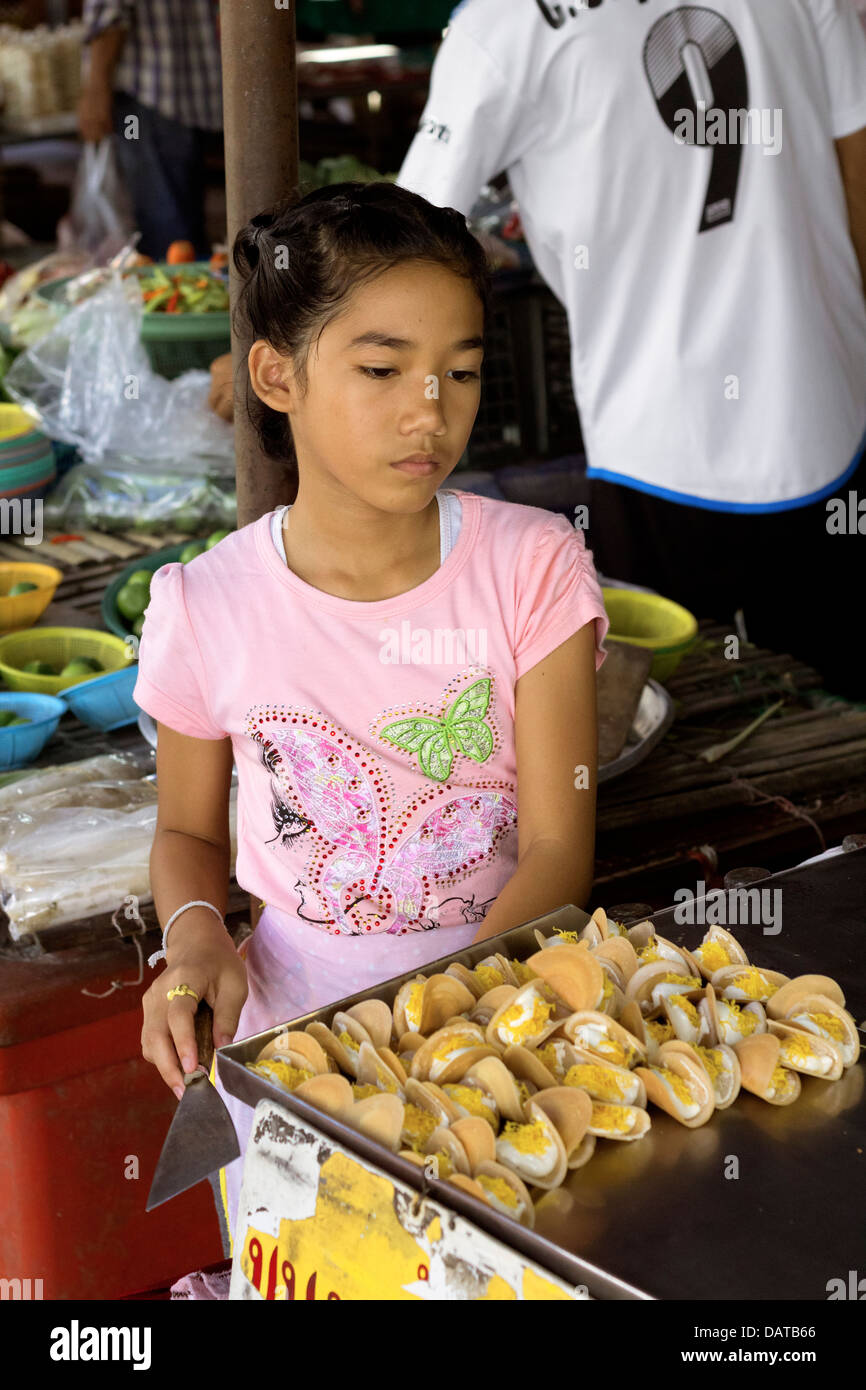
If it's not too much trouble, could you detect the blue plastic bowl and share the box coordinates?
[0,691,67,768]
[58,664,140,732]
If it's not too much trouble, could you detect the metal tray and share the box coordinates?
[597,678,674,784]
[218,852,866,1300]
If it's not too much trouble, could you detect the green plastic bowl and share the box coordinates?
[101,543,188,639]
[602,587,698,684]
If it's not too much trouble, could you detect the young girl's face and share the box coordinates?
[282,260,484,511]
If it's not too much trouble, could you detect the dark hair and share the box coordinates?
[231,181,492,478]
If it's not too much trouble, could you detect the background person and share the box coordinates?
[398,0,866,699]
[78,0,222,260]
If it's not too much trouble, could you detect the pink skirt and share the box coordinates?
[213,902,481,1245]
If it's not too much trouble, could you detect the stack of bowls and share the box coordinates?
[0,404,56,503]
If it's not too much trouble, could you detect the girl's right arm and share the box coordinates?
[141,723,249,1099]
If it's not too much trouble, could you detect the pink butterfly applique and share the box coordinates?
[246,711,517,936]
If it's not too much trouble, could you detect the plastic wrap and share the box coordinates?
[0,782,238,938]
[3,274,234,467]
[42,460,237,535]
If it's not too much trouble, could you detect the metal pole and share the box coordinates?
[220,0,299,529]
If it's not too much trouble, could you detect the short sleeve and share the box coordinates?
[397,24,543,216]
[133,562,226,740]
[805,0,866,138]
[513,515,610,680]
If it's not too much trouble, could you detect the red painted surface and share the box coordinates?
[0,937,225,1299]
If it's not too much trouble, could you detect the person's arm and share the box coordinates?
[397,20,543,218]
[836,125,866,294]
[471,624,598,944]
[78,3,130,142]
[140,725,248,1098]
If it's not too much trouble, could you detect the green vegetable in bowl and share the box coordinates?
[22,660,56,676]
[7,581,38,595]
[60,657,103,679]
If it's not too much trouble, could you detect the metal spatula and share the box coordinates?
[146,1000,240,1211]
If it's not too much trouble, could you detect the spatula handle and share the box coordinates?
[182,1000,215,1084]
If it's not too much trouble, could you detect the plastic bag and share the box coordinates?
[57,138,136,260]
[42,460,238,535]
[0,783,238,937]
[3,273,235,467]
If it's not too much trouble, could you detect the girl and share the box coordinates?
[136,181,608,1249]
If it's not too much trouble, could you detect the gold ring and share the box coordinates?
[166,984,200,1003]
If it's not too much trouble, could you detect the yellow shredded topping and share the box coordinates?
[553,929,580,943]
[374,1065,400,1095]
[535,1043,565,1078]
[769,1064,795,1097]
[352,1083,380,1100]
[645,1019,674,1043]
[727,970,775,1000]
[779,1034,816,1066]
[588,1036,630,1067]
[432,1033,477,1063]
[564,1063,629,1102]
[500,1119,551,1155]
[401,1103,438,1151]
[512,961,537,984]
[694,1046,724,1082]
[696,940,732,974]
[658,972,701,989]
[442,1084,498,1128]
[516,1080,532,1104]
[428,1149,453,1179]
[637,940,663,964]
[338,1030,360,1053]
[498,995,552,1041]
[720,1000,759,1036]
[654,1066,695,1106]
[802,1011,846,1042]
[601,974,615,1002]
[669,993,700,1026]
[404,981,425,1028]
[247,1060,313,1091]
[474,964,504,992]
[477,1175,520,1209]
[591,1103,636,1134]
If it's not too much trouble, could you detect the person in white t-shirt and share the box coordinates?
[398,0,866,698]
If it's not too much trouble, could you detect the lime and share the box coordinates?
[60,656,103,680]
[179,541,207,563]
[127,569,153,589]
[132,615,145,638]
[116,581,150,621]
[8,716,31,726]
[7,581,38,596]
[22,660,56,675]
[205,529,232,549]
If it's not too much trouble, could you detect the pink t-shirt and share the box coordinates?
[133,489,609,940]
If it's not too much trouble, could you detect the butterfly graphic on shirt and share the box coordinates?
[245,707,516,937]
[293,881,500,933]
[376,676,496,782]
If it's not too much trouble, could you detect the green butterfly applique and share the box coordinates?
[379,678,495,782]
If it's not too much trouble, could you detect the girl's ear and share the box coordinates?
[247,338,295,416]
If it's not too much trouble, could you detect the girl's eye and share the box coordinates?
[448,370,481,383]
[359,366,396,379]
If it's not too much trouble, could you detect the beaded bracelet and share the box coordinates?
[147,899,227,969]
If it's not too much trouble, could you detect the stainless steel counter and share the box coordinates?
[219,851,866,1300]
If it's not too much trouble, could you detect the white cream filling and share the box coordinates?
[495,1137,557,1179]
[495,988,549,1045]
[652,1071,700,1118]
[649,977,702,1009]
[428,1039,479,1081]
